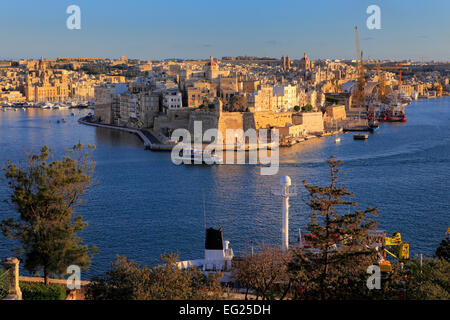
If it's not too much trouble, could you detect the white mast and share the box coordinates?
[273,176,297,252]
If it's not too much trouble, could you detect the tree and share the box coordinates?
[289,156,379,299]
[404,257,450,300]
[229,96,247,112]
[293,106,300,112]
[86,254,223,300]
[301,104,313,112]
[1,144,98,284]
[435,229,450,262]
[234,245,292,300]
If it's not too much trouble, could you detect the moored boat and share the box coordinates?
[354,134,368,140]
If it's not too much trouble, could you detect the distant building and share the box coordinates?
[163,88,183,111]
[23,57,70,102]
[273,84,297,111]
[281,56,291,71]
[299,53,311,70]
[206,56,219,80]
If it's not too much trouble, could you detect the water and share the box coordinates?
[0,98,449,278]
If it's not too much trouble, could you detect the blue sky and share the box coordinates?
[1,0,449,61]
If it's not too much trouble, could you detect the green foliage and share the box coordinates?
[289,156,379,299]
[20,282,67,300]
[404,258,450,300]
[293,106,300,112]
[229,96,247,112]
[86,254,223,300]
[435,234,450,262]
[301,104,313,112]
[1,144,98,284]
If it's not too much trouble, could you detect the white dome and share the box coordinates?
[280,176,292,186]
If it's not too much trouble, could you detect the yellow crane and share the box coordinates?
[374,232,410,272]
[385,232,410,261]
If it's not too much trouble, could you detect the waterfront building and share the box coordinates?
[0,90,26,102]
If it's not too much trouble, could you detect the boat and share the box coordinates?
[368,119,379,132]
[178,228,234,283]
[386,103,407,122]
[334,137,341,143]
[174,148,223,165]
[344,126,373,132]
[354,134,368,140]
[387,114,407,122]
[368,102,388,121]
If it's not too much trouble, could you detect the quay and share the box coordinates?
[78,117,173,151]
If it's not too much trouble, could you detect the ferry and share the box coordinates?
[174,148,223,165]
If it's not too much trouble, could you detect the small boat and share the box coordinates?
[334,137,341,143]
[354,134,368,140]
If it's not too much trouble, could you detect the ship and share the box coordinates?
[368,101,406,123]
[174,148,223,165]
[178,228,234,283]
[386,103,407,122]
[368,102,388,122]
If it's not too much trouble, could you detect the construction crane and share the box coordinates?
[380,64,408,88]
[385,232,410,261]
[372,232,410,272]
[367,62,409,96]
[434,73,443,97]
[353,26,366,109]
[375,61,387,101]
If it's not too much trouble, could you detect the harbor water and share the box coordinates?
[0,97,449,277]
